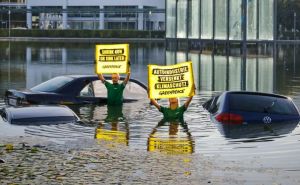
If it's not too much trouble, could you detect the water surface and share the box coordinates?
[0,41,300,183]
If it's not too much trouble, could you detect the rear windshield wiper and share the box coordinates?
[264,99,277,113]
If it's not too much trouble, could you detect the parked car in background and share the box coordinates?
[4,75,147,106]
[203,91,300,124]
[0,105,79,125]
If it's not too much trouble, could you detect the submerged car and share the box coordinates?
[203,91,300,124]
[217,120,299,139]
[0,105,79,125]
[5,75,147,106]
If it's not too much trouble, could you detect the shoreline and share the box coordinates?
[1,136,299,185]
[0,37,165,43]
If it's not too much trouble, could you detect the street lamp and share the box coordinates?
[294,12,297,41]
[8,0,11,37]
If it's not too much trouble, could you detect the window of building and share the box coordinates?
[201,0,213,39]
[105,22,136,30]
[68,6,99,18]
[166,51,176,65]
[214,55,227,91]
[166,0,176,38]
[176,51,187,63]
[229,0,242,40]
[188,53,199,89]
[229,56,242,90]
[246,58,257,91]
[257,57,273,92]
[177,0,187,38]
[188,0,200,39]
[200,54,213,91]
[104,6,137,18]
[0,0,25,3]
[215,0,227,39]
[247,0,257,40]
[259,0,274,40]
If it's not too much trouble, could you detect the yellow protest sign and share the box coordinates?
[95,44,129,74]
[148,62,195,99]
[95,128,128,146]
[148,137,194,155]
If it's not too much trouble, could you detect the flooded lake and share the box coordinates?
[0,41,300,184]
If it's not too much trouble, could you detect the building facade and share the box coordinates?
[166,0,275,42]
[0,0,165,30]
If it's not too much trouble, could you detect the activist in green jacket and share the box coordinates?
[150,95,194,122]
[98,70,130,105]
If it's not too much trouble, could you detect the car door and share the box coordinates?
[76,82,99,104]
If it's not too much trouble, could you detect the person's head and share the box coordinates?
[169,97,179,109]
[111,73,120,84]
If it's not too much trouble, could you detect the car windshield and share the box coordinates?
[31,76,73,92]
[229,93,299,115]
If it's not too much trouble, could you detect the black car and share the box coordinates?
[0,105,79,125]
[5,75,148,106]
[203,91,300,124]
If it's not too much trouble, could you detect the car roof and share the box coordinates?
[62,75,148,90]
[224,91,289,99]
[2,106,79,124]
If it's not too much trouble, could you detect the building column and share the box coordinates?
[26,47,32,88]
[26,6,32,29]
[62,48,67,73]
[62,4,67,29]
[26,47,32,64]
[138,5,144,30]
[99,5,104,29]
[154,21,159,30]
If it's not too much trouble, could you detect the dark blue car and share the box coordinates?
[203,91,300,124]
[216,120,299,139]
[5,75,147,106]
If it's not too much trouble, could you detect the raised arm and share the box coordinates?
[97,73,106,83]
[184,96,193,109]
[184,83,195,109]
[150,99,161,111]
[123,68,131,85]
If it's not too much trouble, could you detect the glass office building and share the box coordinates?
[166,0,275,41]
[0,0,165,30]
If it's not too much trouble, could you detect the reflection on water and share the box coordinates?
[0,42,165,95]
[95,105,129,146]
[167,51,274,92]
[1,42,300,98]
[216,121,299,141]
[148,121,194,155]
[1,41,300,176]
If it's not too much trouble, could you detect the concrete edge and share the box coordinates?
[0,37,165,43]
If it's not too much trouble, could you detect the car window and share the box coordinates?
[216,94,224,110]
[79,83,94,97]
[92,80,147,100]
[229,94,299,115]
[209,95,220,114]
[31,76,73,92]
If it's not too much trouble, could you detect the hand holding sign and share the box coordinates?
[95,44,130,74]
